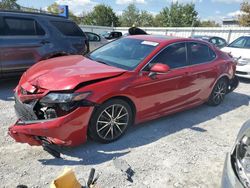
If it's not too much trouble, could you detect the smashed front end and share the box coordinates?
[8,83,95,147]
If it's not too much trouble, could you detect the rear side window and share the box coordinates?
[51,21,84,37]
[188,42,216,65]
[2,17,45,36]
[151,42,188,69]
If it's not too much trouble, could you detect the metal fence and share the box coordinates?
[80,25,250,43]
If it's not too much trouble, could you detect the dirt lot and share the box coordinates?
[1,78,250,188]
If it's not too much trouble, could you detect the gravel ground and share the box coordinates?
[1,78,250,188]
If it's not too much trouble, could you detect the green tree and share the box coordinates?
[138,10,154,27]
[199,20,220,27]
[81,4,119,26]
[154,2,198,27]
[120,4,140,27]
[239,1,250,26]
[0,0,20,10]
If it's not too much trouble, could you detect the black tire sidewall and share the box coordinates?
[88,99,133,143]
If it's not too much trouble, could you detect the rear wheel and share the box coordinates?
[88,99,133,143]
[207,78,228,106]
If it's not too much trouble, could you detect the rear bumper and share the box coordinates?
[9,106,94,146]
[221,153,243,188]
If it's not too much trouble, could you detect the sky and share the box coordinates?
[17,0,245,22]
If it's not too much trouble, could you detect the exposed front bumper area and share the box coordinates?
[221,153,244,188]
[9,106,94,146]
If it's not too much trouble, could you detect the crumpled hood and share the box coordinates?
[20,55,126,91]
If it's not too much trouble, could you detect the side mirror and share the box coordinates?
[149,63,170,78]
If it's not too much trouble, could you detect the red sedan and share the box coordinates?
[9,35,238,148]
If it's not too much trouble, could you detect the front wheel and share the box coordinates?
[207,78,228,106]
[88,99,133,143]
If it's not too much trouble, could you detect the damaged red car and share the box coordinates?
[9,35,239,148]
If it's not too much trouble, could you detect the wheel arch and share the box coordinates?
[102,95,136,123]
[211,74,230,92]
[87,95,137,141]
[92,95,137,125]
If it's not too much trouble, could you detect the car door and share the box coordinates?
[131,42,198,120]
[0,16,47,75]
[186,42,218,101]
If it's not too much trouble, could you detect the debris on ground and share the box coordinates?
[113,157,135,182]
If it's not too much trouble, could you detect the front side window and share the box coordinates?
[88,38,158,70]
[150,42,188,69]
[228,37,250,49]
[51,21,84,37]
[2,17,45,36]
[188,42,216,65]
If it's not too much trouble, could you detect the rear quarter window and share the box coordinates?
[188,42,216,65]
[51,21,84,37]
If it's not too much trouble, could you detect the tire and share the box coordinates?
[207,78,228,106]
[88,99,133,143]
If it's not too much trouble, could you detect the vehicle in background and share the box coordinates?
[190,35,228,49]
[0,10,88,78]
[9,35,238,149]
[102,31,122,40]
[221,120,250,188]
[222,36,250,79]
[85,32,108,52]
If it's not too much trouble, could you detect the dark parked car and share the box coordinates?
[191,35,228,49]
[103,31,122,40]
[0,10,88,78]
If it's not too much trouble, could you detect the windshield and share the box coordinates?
[228,37,250,49]
[88,38,158,70]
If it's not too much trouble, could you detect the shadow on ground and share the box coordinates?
[39,91,250,166]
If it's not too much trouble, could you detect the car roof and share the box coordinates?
[0,10,69,21]
[126,35,203,45]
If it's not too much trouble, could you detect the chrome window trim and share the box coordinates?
[140,41,218,72]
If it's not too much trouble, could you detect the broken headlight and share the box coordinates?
[39,92,92,117]
[40,92,91,104]
[234,135,250,188]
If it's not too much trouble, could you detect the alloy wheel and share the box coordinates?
[212,81,227,105]
[96,104,129,141]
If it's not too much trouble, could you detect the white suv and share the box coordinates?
[222,36,250,79]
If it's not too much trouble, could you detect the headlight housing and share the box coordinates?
[238,58,250,66]
[38,92,92,117]
[40,92,91,104]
